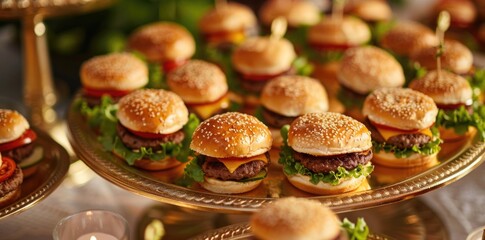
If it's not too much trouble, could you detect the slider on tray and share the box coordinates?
[279,112,374,195]
[0,153,23,207]
[259,0,321,28]
[344,0,392,23]
[185,112,272,194]
[380,21,438,57]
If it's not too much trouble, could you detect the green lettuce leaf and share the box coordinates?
[467,69,485,100]
[183,155,206,183]
[76,96,118,135]
[372,133,442,159]
[342,218,370,240]
[435,105,485,140]
[292,55,314,76]
[392,54,427,87]
[278,125,374,186]
[131,51,166,89]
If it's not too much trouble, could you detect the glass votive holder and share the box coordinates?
[466,226,485,240]
[53,210,129,240]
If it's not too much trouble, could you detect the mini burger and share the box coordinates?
[260,75,328,147]
[362,88,441,168]
[113,89,195,171]
[410,39,473,75]
[279,112,374,195]
[307,16,371,53]
[0,109,43,177]
[80,52,148,105]
[231,36,296,99]
[185,112,272,194]
[380,21,438,57]
[432,0,477,29]
[167,60,230,120]
[344,0,392,23]
[251,197,341,240]
[128,22,195,72]
[338,46,405,95]
[0,153,23,207]
[259,0,321,28]
[409,70,477,141]
[199,2,257,46]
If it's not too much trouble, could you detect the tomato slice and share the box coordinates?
[127,128,172,139]
[0,157,16,182]
[83,87,132,98]
[162,59,188,73]
[309,42,353,52]
[0,129,37,152]
[241,70,287,82]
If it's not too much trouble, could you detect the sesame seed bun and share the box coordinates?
[409,70,472,105]
[231,36,296,75]
[190,112,272,158]
[288,112,372,156]
[380,21,438,57]
[261,76,329,117]
[128,22,195,62]
[287,173,368,195]
[362,88,438,131]
[345,0,392,22]
[167,60,228,104]
[250,197,341,240]
[410,39,473,74]
[259,0,320,27]
[117,89,188,134]
[372,151,438,168]
[338,46,405,94]
[0,109,29,144]
[308,16,371,48]
[80,53,148,91]
[199,2,256,34]
[438,126,476,142]
[199,176,263,194]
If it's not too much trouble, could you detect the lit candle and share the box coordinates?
[76,232,118,240]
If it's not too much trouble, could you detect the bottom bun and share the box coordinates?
[0,187,21,207]
[200,176,263,194]
[439,126,476,142]
[286,174,367,195]
[113,151,182,171]
[373,151,438,168]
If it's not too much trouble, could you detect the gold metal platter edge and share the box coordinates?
[66,99,485,213]
[0,127,71,220]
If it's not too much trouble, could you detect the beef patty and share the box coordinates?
[364,118,432,149]
[116,124,185,150]
[292,149,372,173]
[2,144,34,164]
[202,153,270,181]
[261,107,296,129]
[0,166,23,197]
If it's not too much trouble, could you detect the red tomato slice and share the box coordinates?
[309,42,353,52]
[0,157,16,182]
[162,59,188,73]
[0,129,37,152]
[127,128,171,139]
[83,87,132,98]
[241,71,287,81]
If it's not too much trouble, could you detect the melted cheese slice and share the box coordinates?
[218,154,268,173]
[376,125,433,141]
[191,95,230,120]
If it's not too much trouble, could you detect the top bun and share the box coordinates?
[345,0,392,22]
[288,112,372,156]
[259,0,320,27]
[80,52,148,91]
[232,36,296,75]
[363,88,438,130]
[409,70,472,105]
[410,39,473,74]
[0,109,29,144]
[250,197,341,240]
[117,89,188,134]
[380,21,438,57]
[190,112,272,158]
[338,46,405,94]
[433,0,477,27]
[167,60,228,104]
[308,16,371,48]
[199,2,256,34]
[261,75,328,117]
[128,22,195,62]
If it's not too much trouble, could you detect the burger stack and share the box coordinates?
[75,0,485,197]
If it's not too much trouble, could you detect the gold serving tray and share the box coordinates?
[0,128,70,220]
[67,96,485,213]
